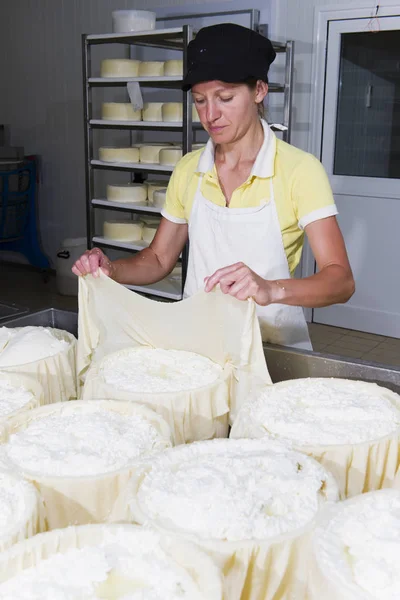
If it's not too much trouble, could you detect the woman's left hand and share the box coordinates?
[204,262,278,306]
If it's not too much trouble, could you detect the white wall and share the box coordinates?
[0,0,272,266]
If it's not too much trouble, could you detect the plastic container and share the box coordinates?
[56,237,87,296]
[112,10,156,33]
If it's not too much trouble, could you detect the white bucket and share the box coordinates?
[56,237,87,296]
[112,10,156,33]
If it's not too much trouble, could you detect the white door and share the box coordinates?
[312,14,400,337]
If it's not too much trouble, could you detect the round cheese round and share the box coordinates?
[142,102,164,121]
[162,102,183,122]
[99,147,140,163]
[101,348,222,394]
[164,59,183,76]
[106,183,147,204]
[310,490,400,600]
[129,438,338,542]
[103,220,143,242]
[112,10,156,33]
[101,102,141,121]
[0,525,222,600]
[139,144,171,164]
[138,61,165,76]
[152,188,167,208]
[159,146,182,166]
[146,180,169,203]
[100,59,141,78]
[0,327,69,368]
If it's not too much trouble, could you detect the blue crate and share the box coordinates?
[0,158,49,268]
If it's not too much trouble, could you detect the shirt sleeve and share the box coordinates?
[292,153,338,230]
[161,160,188,224]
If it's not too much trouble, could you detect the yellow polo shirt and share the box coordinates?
[162,121,338,275]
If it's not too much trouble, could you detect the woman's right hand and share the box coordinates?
[71,247,114,278]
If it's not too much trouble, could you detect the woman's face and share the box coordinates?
[191,80,267,144]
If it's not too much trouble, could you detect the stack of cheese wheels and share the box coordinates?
[159,145,182,166]
[164,59,183,76]
[117,438,339,600]
[152,188,167,208]
[103,220,143,243]
[82,347,231,444]
[101,102,142,121]
[0,373,44,422]
[138,60,165,76]
[308,489,400,600]
[146,179,169,203]
[0,524,223,600]
[142,102,163,121]
[231,377,400,499]
[100,59,140,77]
[99,146,139,164]
[0,470,44,553]
[0,400,171,529]
[0,326,76,404]
[106,182,147,205]
[139,144,171,164]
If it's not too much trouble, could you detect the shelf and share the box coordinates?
[92,198,162,214]
[91,160,174,174]
[86,27,185,51]
[125,278,182,301]
[88,76,183,88]
[90,119,203,131]
[92,235,153,253]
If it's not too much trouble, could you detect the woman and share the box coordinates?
[73,23,355,350]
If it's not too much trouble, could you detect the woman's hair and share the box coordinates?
[244,77,266,119]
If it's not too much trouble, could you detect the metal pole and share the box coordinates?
[181,24,193,296]
[283,41,294,144]
[82,34,94,250]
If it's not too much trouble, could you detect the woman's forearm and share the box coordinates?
[271,265,355,308]
[110,248,172,285]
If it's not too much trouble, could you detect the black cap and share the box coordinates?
[182,23,276,91]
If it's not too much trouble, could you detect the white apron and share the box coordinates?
[184,175,312,351]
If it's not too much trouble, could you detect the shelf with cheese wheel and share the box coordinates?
[90,159,174,175]
[92,198,161,215]
[86,27,187,50]
[89,119,204,130]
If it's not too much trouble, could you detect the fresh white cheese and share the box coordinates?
[101,102,141,121]
[100,59,141,78]
[106,183,147,205]
[0,327,69,367]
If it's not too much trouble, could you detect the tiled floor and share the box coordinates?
[1,263,400,368]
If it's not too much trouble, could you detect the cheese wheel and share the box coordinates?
[146,180,169,203]
[139,145,170,164]
[106,184,147,205]
[100,59,140,78]
[142,223,158,244]
[104,221,143,242]
[164,59,183,77]
[99,147,139,163]
[142,103,164,122]
[159,147,182,166]
[192,105,200,122]
[162,102,183,122]
[138,61,165,77]
[152,188,167,208]
[101,102,141,121]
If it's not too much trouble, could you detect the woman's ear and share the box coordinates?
[255,80,268,103]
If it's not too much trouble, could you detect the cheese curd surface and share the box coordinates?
[134,439,334,541]
[315,490,400,600]
[0,472,38,541]
[241,378,400,445]
[0,380,34,418]
[3,407,166,476]
[0,327,69,367]
[0,528,206,600]
[101,348,223,394]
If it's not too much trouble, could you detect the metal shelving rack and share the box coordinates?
[82,13,294,302]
